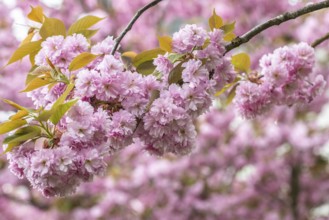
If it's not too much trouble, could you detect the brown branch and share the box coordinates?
[311,32,329,47]
[290,164,301,220]
[111,0,164,55]
[0,192,51,210]
[225,0,329,53]
[78,0,90,12]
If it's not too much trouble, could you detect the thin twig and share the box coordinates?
[225,0,329,53]
[311,32,329,47]
[111,0,164,55]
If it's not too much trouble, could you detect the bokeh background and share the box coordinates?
[0,0,328,219]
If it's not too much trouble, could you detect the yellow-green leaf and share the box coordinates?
[167,53,185,63]
[25,66,51,85]
[224,32,236,42]
[202,39,211,49]
[3,126,41,145]
[136,61,156,75]
[209,9,223,30]
[158,36,172,52]
[75,29,99,39]
[0,119,27,135]
[220,21,235,34]
[29,49,39,66]
[39,17,66,38]
[146,90,160,111]
[48,82,57,90]
[9,110,29,121]
[49,99,78,125]
[3,141,22,153]
[51,83,75,110]
[37,109,53,121]
[68,15,104,35]
[133,48,165,67]
[215,84,233,97]
[69,52,99,71]
[7,40,42,65]
[26,72,38,85]
[27,6,44,23]
[231,53,251,73]
[21,77,51,93]
[122,51,137,69]
[122,51,137,60]
[225,84,238,106]
[21,32,35,46]
[2,99,28,111]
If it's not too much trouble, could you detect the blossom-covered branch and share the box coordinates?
[225,0,329,52]
[311,32,329,47]
[111,0,164,55]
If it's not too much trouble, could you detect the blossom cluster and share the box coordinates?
[138,25,235,155]
[234,42,326,119]
[7,23,235,196]
[46,105,329,220]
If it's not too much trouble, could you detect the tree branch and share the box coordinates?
[225,0,329,53]
[111,0,164,55]
[290,164,301,220]
[311,32,329,47]
[78,0,89,12]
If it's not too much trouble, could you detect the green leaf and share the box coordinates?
[158,36,172,52]
[49,99,78,125]
[168,62,184,85]
[75,29,99,39]
[68,15,104,35]
[167,53,185,63]
[133,48,165,67]
[136,61,156,75]
[39,17,66,38]
[3,126,41,145]
[7,40,42,65]
[231,53,251,73]
[208,9,223,30]
[27,6,44,23]
[20,77,51,93]
[37,109,53,121]
[0,119,27,135]
[51,83,75,110]
[225,84,239,106]
[220,21,235,34]
[69,52,99,71]
[9,110,29,121]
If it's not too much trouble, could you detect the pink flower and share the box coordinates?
[75,69,100,98]
[234,81,273,119]
[172,24,207,53]
[154,55,174,76]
